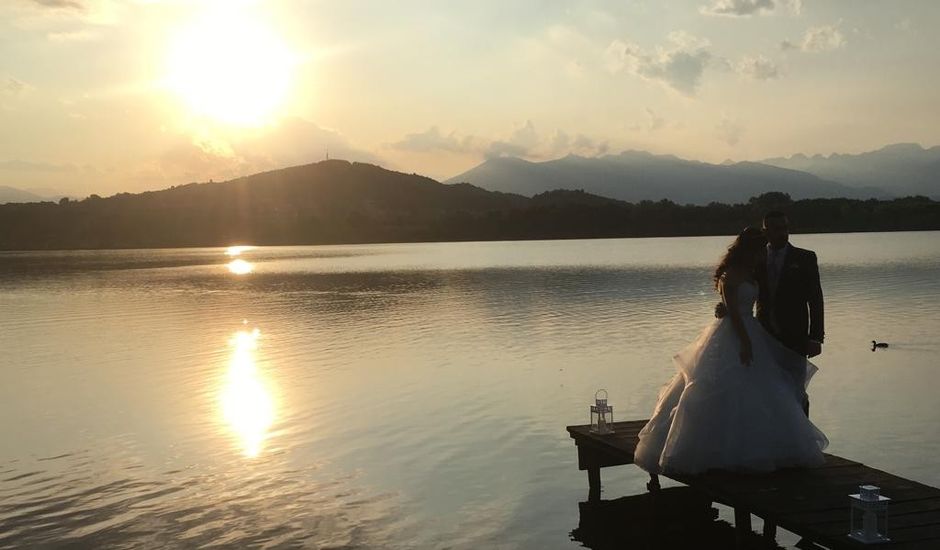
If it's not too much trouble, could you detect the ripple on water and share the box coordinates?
[1,234,939,548]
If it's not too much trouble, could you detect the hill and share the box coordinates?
[0,160,527,249]
[1,160,939,250]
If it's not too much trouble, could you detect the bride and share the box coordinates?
[634,227,828,475]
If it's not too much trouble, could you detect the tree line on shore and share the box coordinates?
[1,160,938,250]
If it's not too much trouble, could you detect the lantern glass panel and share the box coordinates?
[848,494,890,543]
[589,404,614,434]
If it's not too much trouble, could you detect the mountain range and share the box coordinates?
[0,186,45,204]
[3,143,937,207]
[446,143,939,204]
[2,159,938,250]
[758,143,940,198]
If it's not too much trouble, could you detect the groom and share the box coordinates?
[758,211,824,415]
[719,211,825,415]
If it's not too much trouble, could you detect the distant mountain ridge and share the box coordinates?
[2,159,939,250]
[446,150,890,205]
[759,143,940,199]
[0,186,44,204]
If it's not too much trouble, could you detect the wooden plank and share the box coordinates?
[801,516,940,545]
[566,421,940,548]
[681,466,933,511]
[723,486,938,521]
[576,439,634,470]
[734,507,753,548]
[879,522,940,543]
[567,420,649,433]
[566,420,649,440]
[783,497,940,525]
[569,421,648,470]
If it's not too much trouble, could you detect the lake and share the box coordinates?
[1,232,939,549]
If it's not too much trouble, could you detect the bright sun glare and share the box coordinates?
[164,9,295,126]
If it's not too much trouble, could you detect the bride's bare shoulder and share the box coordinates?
[719,267,746,287]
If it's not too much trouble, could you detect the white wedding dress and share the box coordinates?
[634,280,828,475]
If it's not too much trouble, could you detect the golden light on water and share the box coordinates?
[225,245,254,257]
[220,328,275,458]
[163,8,296,127]
[227,259,254,274]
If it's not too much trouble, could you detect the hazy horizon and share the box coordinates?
[2,0,940,197]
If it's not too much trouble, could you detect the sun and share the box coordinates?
[164,10,295,127]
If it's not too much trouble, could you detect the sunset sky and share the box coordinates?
[2,0,938,197]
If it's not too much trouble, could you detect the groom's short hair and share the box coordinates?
[763,210,788,225]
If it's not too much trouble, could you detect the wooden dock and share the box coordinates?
[568,420,940,549]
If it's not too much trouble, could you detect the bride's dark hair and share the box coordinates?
[714,226,767,289]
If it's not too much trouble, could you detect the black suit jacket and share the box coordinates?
[755,245,825,355]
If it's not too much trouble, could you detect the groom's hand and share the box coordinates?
[714,302,727,318]
[806,341,822,358]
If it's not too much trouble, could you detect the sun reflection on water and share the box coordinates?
[225,245,254,257]
[220,328,275,458]
[227,258,254,274]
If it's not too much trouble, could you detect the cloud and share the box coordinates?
[518,24,598,79]
[484,141,529,160]
[641,50,711,95]
[30,0,85,9]
[0,160,76,172]
[628,108,666,132]
[237,117,383,169]
[787,0,804,14]
[3,77,28,95]
[801,24,846,52]
[549,130,609,156]
[494,120,608,158]
[390,121,608,163]
[389,126,482,154]
[700,0,801,17]
[391,120,548,158]
[717,117,744,146]
[158,141,246,184]
[736,55,779,80]
[550,130,570,152]
[509,119,538,150]
[485,120,538,159]
[604,40,635,74]
[150,117,385,188]
[388,126,498,158]
[14,0,123,26]
[645,108,665,131]
[700,0,774,17]
[47,29,99,42]
[573,134,609,155]
[606,32,712,95]
[782,24,846,52]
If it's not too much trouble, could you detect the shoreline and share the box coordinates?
[1,227,938,253]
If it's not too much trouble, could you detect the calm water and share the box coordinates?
[1,233,939,549]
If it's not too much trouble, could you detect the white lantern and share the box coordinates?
[590,389,614,435]
[848,484,890,544]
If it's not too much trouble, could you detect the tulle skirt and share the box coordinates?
[634,317,829,475]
